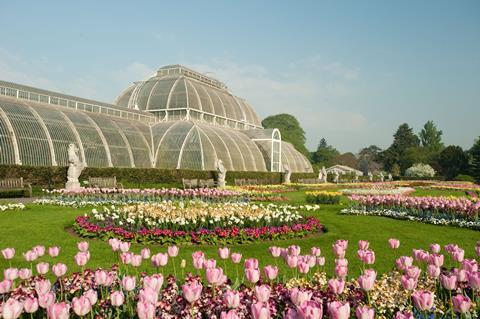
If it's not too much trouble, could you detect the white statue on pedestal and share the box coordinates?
[66,143,85,190]
[368,171,373,182]
[380,172,385,182]
[318,169,323,182]
[216,159,227,188]
[283,165,291,184]
[321,166,327,183]
[388,173,393,182]
[333,169,339,183]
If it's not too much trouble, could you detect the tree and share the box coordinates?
[379,123,420,172]
[358,145,382,174]
[332,152,358,168]
[469,137,480,182]
[438,146,469,180]
[262,114,310,157]
[419,120,444,151]
[311,138,340,167]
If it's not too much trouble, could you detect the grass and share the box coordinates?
[0,188,478,281]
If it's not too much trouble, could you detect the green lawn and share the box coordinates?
[0,190,478,281]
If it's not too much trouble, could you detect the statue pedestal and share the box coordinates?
[65,181,82,190]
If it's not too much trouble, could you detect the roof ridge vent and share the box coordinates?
[157,65,227,90]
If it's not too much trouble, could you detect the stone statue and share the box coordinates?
[388,173,393,182]
[216,159,227,188]
[321,166,327,183]
[354,172,359,182]
[317,169,323,182]
[333,169,339,183]
[283,165,292,184]
[66,143,85,190]
[380,172,385,182]
[368,171,373,182]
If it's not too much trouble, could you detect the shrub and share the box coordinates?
[404,163,436,178]
[455,174,476,183]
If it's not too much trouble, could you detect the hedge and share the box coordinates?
[0,165,285,189]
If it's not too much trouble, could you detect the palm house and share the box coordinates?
[0,65,313,172]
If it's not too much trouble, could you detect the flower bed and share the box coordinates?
[74,203,322,244]
[0,202,25,212]
[341,187,415,196]
[305,191,341,204]
[345,194,480,229]
[0,239,478,318]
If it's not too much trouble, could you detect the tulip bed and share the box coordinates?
[340,187,415,196]
[73,203,323,245]
[305,192,342,205]
[0,238,479,319]
[343,195,480,230]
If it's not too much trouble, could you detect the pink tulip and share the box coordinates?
[269,246,281,257]
[203,258,217,269]
[310,247,321,257]
[328,278,345,294]
[251,301,271,319]
[263,265,279,281]
[462,259,478,273]
[168,245,179,257]
[192,256,204,269]
[231,253,242,263]
[429,243,440,254]
[151,253,168,267]
[287,255,298,268]
[52,263,67,277]
[360,250,375,264]
[358,274,375,291]
[3,268,18,281]
[48,246,60,257]
[2,298,23,319]
[427,265,440,278]
[122,275,136,291]
[94,269,109,286]
[412,290,434,311]
[336,239,348,250]
[358,240,369,250]
[110,291,124,306]
[255,284,271,302]
[452,249,465,263]
[394,311,414,319]
[141,248,151,259]
[290,288,312,307]
[206,267,226,286]
[24,297,39,313]
[139,287,158,305]
[120,252,132,265]
[328,301,351,319]
[452,295,472,313]
[119,241,130,253]
[363,269,377,280]
[332,244,346,258]
[36,262,49,275]
[335,265,348,278]
[23,250,38,262]
[297,300,323,319]
[33,245,45,257]
[429,254,444,267]
[18,268,31,280]
[245,268,260,284]
[83,289,98,306]
[440,273,457,290]
[143,274,163,292]
[316,256,325,266]
[131,254,142,267]
[77,241,89,252]
[47,302,70,319]
[137,301,155,319]
[108,238,121,251]
[182,281,203,303]
[244,258,259,269]
[72,296,92,316]
[404,266,421,280]
[401,275,417,290]
[288,245,301,256]
[356,305,374,319]
[388,239,400,249]
[218,247,230,259]
[1,248,15,260]
[224,289,240,309]
[38,292,55,309]
[467,271,480,289]
[192,251,205,260]
[221,310,240,319]
[35,279,51,295]
[0,279,12,294]
[298,261,310,274]
[74,252,88,266]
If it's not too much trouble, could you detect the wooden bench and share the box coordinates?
[0,177,32,197]
[88,176,123,189]
[234,178,246,186]
[182,178,198,189]
[199,179,215,188]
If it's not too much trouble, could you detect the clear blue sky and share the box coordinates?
[1,1,479,153]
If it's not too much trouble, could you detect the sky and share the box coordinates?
[1,1,479,153]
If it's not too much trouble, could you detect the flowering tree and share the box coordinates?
[405,163,436,178]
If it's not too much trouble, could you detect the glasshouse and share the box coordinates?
[0,65,312,172]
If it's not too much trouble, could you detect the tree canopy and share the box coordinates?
[419,120,444,151]
[311,138,340,167]
[379,123,420,172]
[469,137,480,183]
[438,145,469,180]
[262,114,310,157]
